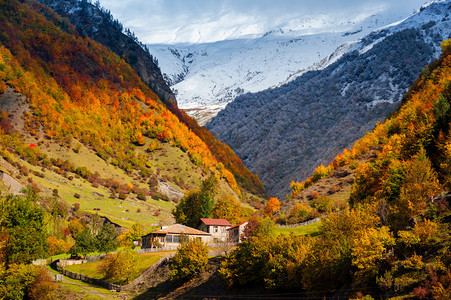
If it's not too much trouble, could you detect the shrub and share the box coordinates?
[73,193,81,199]
[28,267,57,300]
[312,164,333,182]
[170,238,208,281]
[311,196,333,213]
[98,249,139,284]
[137,192,146,201]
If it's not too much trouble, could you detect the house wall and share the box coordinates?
[142,233,210,249]
[199,223,230,242]
[228,223,248,244]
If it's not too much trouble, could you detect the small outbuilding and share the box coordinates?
[227,221,249,244]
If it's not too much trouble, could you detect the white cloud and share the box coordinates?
[99,0,428,44]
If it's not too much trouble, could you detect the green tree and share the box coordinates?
[0,195,48,265]
[69,229,96,257]
[170,238,209,281]
[96,223,118,254]
[173,175,218,227]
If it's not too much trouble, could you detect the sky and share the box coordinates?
[98,0,430,44]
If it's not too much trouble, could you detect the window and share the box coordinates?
[173,235,180,243]
[214,226,218,233]
[166,235,172,243]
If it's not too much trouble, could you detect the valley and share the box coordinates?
[207,0,451,196]
[1,0,451,299]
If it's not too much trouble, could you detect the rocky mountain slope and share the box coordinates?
[149,12,404,124]
[38,0,175,104]
[37,0,266,197]
[207,0,451,197]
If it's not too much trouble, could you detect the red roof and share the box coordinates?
[199,218,231,226]
[150,224,210,236]
[227,221,248,231]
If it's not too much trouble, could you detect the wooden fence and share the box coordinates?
[58,252,175,292]
[61,268,121,292]
[277,217,321,228]
[136,246,179,253]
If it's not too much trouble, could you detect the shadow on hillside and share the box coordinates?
[133,256,228,299]
[133,256,307,299]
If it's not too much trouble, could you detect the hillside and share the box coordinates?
[38,0,175,105]
[207,0,451,197]
[37,0,266,198]
[0,0,262,231]
[215,39,451,299]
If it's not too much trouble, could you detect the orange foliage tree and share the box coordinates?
[263,197,281,217]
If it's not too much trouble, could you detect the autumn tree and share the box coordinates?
[243,216,275,240]
[173,175,218,227]
[98,249,138,284]
[351,226,394,285]
[170,238,209,281]
[0,264,56,300]
[390,149,440,230]
[263,197,281,217]
[28,268,58,300]
[219,234,314,289]
[46,236,71,256]
[67,218,85,237]
[117,223,143,248]
[212,195,242,224]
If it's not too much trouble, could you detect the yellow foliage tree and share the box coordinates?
[98,249,138,284]
[390,149,440,230]
[212,196,242,224]
[351,226,394,271]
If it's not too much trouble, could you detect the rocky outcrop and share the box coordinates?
[39,0,176,104]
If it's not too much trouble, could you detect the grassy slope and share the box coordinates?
[0,0,265,232]
[64,251,174,283]
[275,222,321,237]
[46,266,123,299]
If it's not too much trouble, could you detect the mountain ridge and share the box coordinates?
[37,0,267,197]
[148,12,403,124]
[0,0,263,230]
[206,0,451,197]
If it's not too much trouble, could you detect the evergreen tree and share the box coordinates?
[173,175,218,227]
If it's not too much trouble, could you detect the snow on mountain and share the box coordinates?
[205,0,451,197]
[148,12,405,124]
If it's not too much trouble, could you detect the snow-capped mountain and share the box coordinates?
[148,12,407,124]
[206,0,451,197]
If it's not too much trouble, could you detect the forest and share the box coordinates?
[218,40,451,298]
